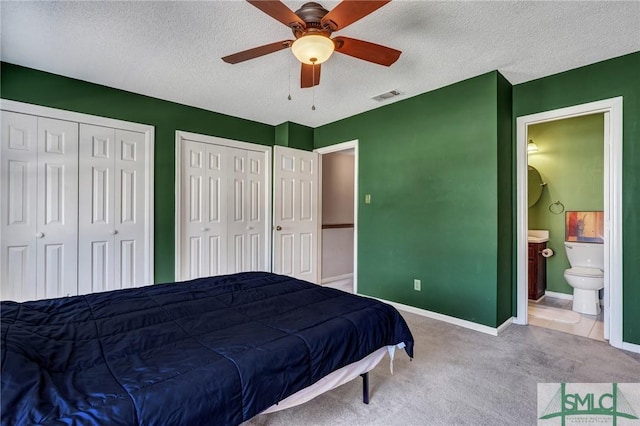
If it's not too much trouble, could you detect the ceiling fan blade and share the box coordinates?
[333,36,401,66]
[321,0,390,31]
[300,63,321,88]
[222,40,293,64]
[247,0,306,29]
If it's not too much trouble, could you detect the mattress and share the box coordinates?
[1,272,414,425]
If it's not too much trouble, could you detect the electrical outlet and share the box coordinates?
[365,194,371,204]
[413,279,421,291]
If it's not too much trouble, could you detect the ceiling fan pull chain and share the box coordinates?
[311,62,316,111]
[288,56,292,101]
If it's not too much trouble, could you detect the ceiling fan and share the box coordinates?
[221,0,401,88]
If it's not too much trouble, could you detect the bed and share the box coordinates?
[1,271,414,425]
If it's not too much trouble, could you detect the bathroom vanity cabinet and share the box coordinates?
[528,242,547,300]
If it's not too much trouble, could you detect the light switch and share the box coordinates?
[365,194,371,204]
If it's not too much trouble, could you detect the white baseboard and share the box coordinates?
[545,290,572,300]
[621,341,640,354]
[496,317,514,334]
[545,290,604,306]
[321,273,353,284]
[371,297,512,337]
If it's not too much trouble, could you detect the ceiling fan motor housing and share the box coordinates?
[293,2,335,38]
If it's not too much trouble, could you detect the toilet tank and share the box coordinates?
[564,242,604,270]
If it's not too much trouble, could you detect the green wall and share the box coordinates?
[513,52,640,344]
[275,121,314,151]
[0,62,275,284]
[496,73,513,325]
[528,114,604,295]
[3,52,638,343]
[315,71,512,328]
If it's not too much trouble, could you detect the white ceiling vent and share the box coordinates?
[372,90,403,102]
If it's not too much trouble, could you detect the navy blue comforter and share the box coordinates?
[1,272,413,425]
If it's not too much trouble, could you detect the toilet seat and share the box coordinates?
[565,267,603,278]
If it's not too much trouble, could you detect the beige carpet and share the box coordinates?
[528,304,581,324]
[243,310,640,426]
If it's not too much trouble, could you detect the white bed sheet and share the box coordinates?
[260,344,400,414]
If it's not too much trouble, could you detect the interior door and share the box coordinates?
[78,125,148,293]
[113,129,147,289]
[36,117,78,298]
[1,112,78,301]
[1,112,38,301]
[180,140,228,280]
[273,146,319,283]
[179,138,269,280]
[227,147,267,273]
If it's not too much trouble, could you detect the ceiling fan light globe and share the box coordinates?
[291,35,335,65]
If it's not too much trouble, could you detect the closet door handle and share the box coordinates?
[275,226,282,231]
[201,227,210,232]
[36,232,44,238]
[110,230,118,235]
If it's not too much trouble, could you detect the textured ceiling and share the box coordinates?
[1,1,639,127]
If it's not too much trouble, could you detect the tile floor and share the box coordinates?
[322,277,354,294]
[529,296,605,341]
[323,279,605,342]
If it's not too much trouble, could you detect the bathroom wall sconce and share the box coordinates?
[527,139,539,153]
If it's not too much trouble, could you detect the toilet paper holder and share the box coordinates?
[541,248,554,258]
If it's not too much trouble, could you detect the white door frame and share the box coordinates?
[174,130,272,280]
[315,140,359,293]
[515,97,626,350]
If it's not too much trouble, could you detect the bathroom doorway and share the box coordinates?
[315,140,358,294]
[515,97,624,350]
[527,113,605,341]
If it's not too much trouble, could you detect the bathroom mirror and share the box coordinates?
[528,166,544,207]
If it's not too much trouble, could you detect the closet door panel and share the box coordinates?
[227,148,246,273]
[1,112,38,300]
[114,129,146,289]
[206,147,224,276]
[181,140,206,279]
[37,117,78,298]
[226,148,267,273]
[180,140,228,280]
[247,150,266,271]
[78,124,115,294]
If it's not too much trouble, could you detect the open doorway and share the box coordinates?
[526,113,605,341]
[515,97,624,350]
[315,140,358,294]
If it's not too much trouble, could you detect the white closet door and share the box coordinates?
[273,146,319,283]
[180,140,228,280]
[36,117,78,299]
[1,112,38,301]
[78,124,116,294]
[1,112,78,301]
[246,150,267,271]
[227,148,268,273]
[2,101,153,301]
[114,129,147,289]
[178,134,269,280]
[227,147,247,273]
[78,125,148,293]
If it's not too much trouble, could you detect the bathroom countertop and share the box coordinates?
[528,230,549,243]
[527,236,549,243]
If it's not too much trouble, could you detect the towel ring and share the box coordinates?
[548,200,565,214]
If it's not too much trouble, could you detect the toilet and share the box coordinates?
[563,242,604,315]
